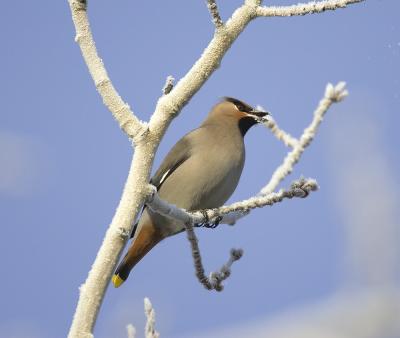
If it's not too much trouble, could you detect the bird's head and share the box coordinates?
[207,97,269,136]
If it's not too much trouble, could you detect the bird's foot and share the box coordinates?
[195,212,223,229]
[206,215,223,228]
[194,210,210,228]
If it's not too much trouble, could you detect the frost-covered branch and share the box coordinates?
[263,115,299,148]
[260,82,348,195]
[146,178,318,227]
[206,0,223,28]
[68,0,145,142]
[125,298,159,338]
[256,0,364,17]
[126,324,136,338]
[186,220,244,291]
[144,298,159,338]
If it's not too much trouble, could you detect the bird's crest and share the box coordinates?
[222,97,254,113]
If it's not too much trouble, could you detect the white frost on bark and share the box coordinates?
[256,0,364,17]
[260,82,348,196]
[146,178,318,228]
[126,324,136,338]
[144,298,160,338]
[66,0,362,335]
[125,298,159,338]
[262,114,299,148]
[206,0,224,28]
[69,0,145,142]
[185,221,244,292]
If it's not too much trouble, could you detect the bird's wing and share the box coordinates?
[130,134,193,238]
[150,135,192,190]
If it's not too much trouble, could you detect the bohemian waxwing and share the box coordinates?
[112,97,268,287]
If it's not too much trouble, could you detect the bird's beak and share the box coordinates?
[248,110,270,123]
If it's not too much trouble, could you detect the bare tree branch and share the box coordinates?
[260,82,348,195]
[125,299,159,338]
[206,0,223,28]
[126,324,136,338]
[144,298,159,338]
[262,114,299,148]
[256,0,365,17]
[146,178,318,228]
[68,0,145,142]
[186,218,244,292]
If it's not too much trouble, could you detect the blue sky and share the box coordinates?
[0,1,399,337]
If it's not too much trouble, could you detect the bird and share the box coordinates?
[112,97,268,287]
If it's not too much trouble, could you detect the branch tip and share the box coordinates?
[257,0,365,17]
[230,248,244,261]
[206,0,224,28]
[144,298,159,338]
[126,324,136,338]
[325,81,348,102]
[162,75,175,95]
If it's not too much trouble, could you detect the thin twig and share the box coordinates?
[126,324,136,338]
[206,0,224,28]
[126,299,159,338]
[256,0,365,17]
[260,82,348,195]
[255,104,298,147]
[162,76,174,95]
[144,298,159,338]
[263,115,298,148]
[184,221,244,291]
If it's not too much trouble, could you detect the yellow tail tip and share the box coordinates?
[112,274,124,288]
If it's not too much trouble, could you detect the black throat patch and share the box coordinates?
[238,116,257,136]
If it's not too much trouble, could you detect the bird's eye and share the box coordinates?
[235,103,246,111]
[224,97,252,112]
[233,101,249,112]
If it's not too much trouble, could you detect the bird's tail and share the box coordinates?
[112,221,162,288]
